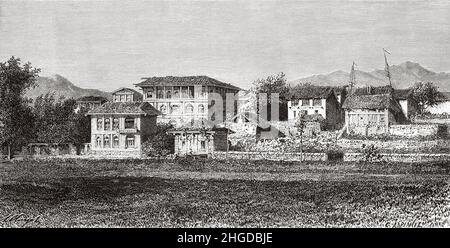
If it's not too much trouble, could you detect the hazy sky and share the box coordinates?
[1,0,450,91]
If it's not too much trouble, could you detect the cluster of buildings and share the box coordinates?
[74,75,450,157]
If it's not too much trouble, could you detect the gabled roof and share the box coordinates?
[87,102,161,116]
[76,95,108,103]
[112,87,142,96]
[342,93,403,113]
[288,86,334,100]
[351,85,414,100]
[135,76,241,91]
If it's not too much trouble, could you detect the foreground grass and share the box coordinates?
[1,159,450,227]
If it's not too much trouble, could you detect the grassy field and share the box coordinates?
[1,158,449,227]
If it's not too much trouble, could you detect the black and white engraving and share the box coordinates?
[1,0,450,228]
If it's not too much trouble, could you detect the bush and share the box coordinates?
[361,144,383,162]
[142,123,175,157]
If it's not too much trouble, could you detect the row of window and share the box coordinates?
[291,99,323,107]
[349,114,385,126]
[292,110,319,118]
[144,86,233,99]
[158,103,205,114]
[97,117,135,131]
[113,94,134,102]
[95,135,135,148]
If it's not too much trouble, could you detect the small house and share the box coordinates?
[287,86,343,130]
[167,118,232,157]
[342,93,407,136]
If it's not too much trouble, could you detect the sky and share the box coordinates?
[1,0,450,91]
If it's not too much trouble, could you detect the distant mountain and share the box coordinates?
[26,74,112,100]
[289,61,450,92]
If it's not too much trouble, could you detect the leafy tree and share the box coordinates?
[252,72,289,121]
[295,111,306,162]
[142,123,175,157]
[0,57,40,159]
[412,82,440,115]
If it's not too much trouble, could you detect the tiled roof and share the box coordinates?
[87,102,161,116]
[135,76,242,91]
[112,87,142,96]
[76,96,108,103]
[288,86,334,100]
[342,93,403,113]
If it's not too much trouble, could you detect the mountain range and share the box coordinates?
[289,61,450,92]
[26,74,112,100]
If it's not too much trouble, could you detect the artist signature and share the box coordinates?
[1,213,42,227]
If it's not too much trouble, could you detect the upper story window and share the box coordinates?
[170,104,180,114]
[313,99,322,106]
[104,118,111,130]
[302,99,310,106]
[291,100,299,106]
[96,136,101,147]
[166,90,172,99]
[160,105,167,114]
[104,135,110,148]
[113,135,119,148]
[181,87,188,98]
[113,118,119,130]
[173,87,180,98]
[185,104,194,114]
[97,118,103,130]
[126,135,135,148]
[157,87,164,99]
[146,87,154,99]
[125,116,135,129]
[188,86,194,98]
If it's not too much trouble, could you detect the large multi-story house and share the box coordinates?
[287,86,343,130]
[87,102,161,156]
[134,76,241,126]
[112,87,143,102]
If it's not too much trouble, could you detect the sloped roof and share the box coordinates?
[437,92,450,102]
[288,86,334,100]
[342,93,403,113]
[135,76,241,91]
[87,102,161,116]
[112,87,142,96]
[76,95,108,103]
[169,118,233,132]
[393,89,414,100]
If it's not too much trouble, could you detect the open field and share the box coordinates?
[1,159,450,227]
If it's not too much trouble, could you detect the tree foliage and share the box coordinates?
[252,72,289,121]
[412,82,440,115]
[142,123,175,157]
[32,93,90,144]
[0,57,40,157]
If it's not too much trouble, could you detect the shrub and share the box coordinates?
[142,123,175,157]
[361,144,383,162]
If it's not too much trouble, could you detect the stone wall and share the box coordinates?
[344,152,450,163]
[338,138,450,153]
[210,151,328,162]
[389,124,440,137]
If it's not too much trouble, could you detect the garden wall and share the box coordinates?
[344,152,450,163]
[210,151,328,162]
[338,138,450,153]
[389,124,440,137]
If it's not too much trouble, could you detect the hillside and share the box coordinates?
[289,61,450,91]
[26,74,112,100]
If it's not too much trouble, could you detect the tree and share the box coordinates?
[252,72,289,121]
[412,82,440,115]
[32,93,90,145]
[0,57,40,159]
[295,111,306,162]
[142,123,175,157]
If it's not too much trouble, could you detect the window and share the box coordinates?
[181,87,188,98]
[125,116,135,129]
[173,87,180,98]
[293,111,297,118]
[97,118,103,130]
[166,90,172,99]
[104,118,111,130]
[157,87,164,99]
[189,86,194,98]
[292,100,299,106]
[160,105,167,114]
[198,104,205,113]
[96,136,101,148]
[185,104,194,114]
[380,115,386,124]
[313,99,322,106]
[126,135,135,148]
[200,140,206,150]
[146,87,154,99]
[315,110,319,114]
[171,104,179,114]
[113,118,119,130]
[301,110,307,117]
[302,99,310,106]
[125,94,131,102]
[104,135,110,148]
[112,135,119,148]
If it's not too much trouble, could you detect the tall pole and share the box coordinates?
[383,48,392,87]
